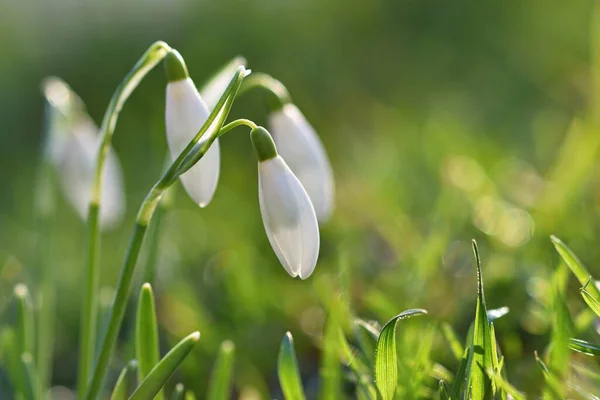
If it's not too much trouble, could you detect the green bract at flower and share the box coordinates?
[165,50,220,208]
[251,126,320,279]
[42,77,125,229]
[239,72,335,223]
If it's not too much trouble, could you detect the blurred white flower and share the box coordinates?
[42,78,125,229]
[165,51,220,207]
[252,127,320,279]
[199,56,246,111]
[268,104,334,222]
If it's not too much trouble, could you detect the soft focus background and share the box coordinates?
[2,0,600,397]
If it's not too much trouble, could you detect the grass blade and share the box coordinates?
[130,331,200,400]
[136,283,162,400]
[278,332,306,400]
[374,308,428,400]
[551,235,600,300]
[470,240,495,400]
[20,353,38,400]
[569,338,600,356]
[440,323,463,361]
[485,368,525,400]
[534,351,563,399]
[110,360,137,400]
[206,340,236,400]
[580,280,600,317]
[13,284,34,357]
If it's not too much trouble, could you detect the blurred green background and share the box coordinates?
[2,0,600,397]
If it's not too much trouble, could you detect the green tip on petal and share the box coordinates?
[250,127,278,162]
[164,50,189,82]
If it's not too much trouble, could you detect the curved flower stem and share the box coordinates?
[77,41,171,400]
[84,64,249,400]
[217,119,258,138]
[238,73,292,109]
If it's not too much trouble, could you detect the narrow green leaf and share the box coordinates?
[569,338,600,356]
[110,360,137,400]
[439,380,450,400]
[278,332,306,400]
[551,235,600,300]
[450,346,473,399]
[319,315,341,400]
[20,353,38,400]
[580,279,600,317]
[136,283,162,400]
[13,284,34,357]
[440,323,463,361]
[130,331,200,400]
[374,308,428,400]
[206,340,236,400]
[172,383,185,400]
[2,328,23,396]
[485,368,525,400]
[470,240,494,400]
[534,351,563,399]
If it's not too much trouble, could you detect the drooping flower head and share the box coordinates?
[42,78,125,228]
[268,103,334,223]
[164,50,220,207]
[251,126,320,279]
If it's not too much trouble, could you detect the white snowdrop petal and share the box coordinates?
[269,104,334,222]
[258,156,320,279]
[200,58,246,111]
[58,117,125,229]
[166,78,220,207]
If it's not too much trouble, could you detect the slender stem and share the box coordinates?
[238,73,292,109]
[217,119,257,138]
[84,65,249,400]
[142,204,166,286]
[77,41,171,400]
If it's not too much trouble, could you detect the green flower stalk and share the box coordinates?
[83,52,249,400]
[78,40,171,399]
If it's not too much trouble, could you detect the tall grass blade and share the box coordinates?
[206,340,236,400]
[13,284,34,357]
[130,332,200,400]
[278,332,306,400]
[110,360,137,400]
[135,283,162,400]
[551,235,600,300]
[374,308,427,400]
[470,240,495,400]
[20,353,38,400]
[569,338,600,356]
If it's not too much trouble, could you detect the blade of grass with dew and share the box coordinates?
[337,328,377,399]
[569,338,600,356]
[551,235,600,300]
[278,332,306,400]
[130,331,200,400]
[77,41,172,400]
[470,240,495,400]
[440,323,463,361]
[20,353,38,400]
[485,368,525,400]
[110,360,137,400]
[172,383,185,400]
[374,308,427,400]
[13,284,34,357]
[135,283,162,400]
[449,346,473,400]
[206,340,236,400]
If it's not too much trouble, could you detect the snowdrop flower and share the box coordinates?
[42,78,125,228]
[199,56,247,111]
[251,126,320,279]
[164,50,220,207]
[268,103,334,222]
